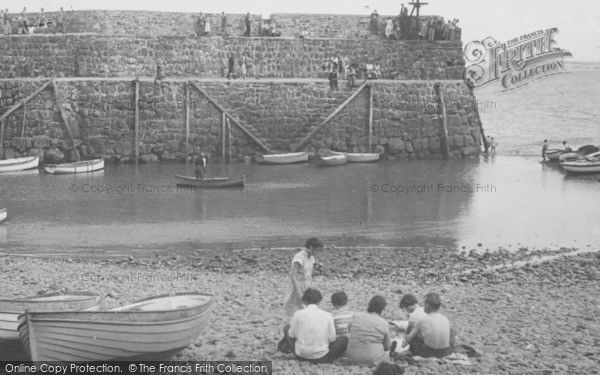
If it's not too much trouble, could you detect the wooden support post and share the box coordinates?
[227,118,232,162]
[368,84,374,152]
[185,82,190,163]
[222,112,226,160]
[134,79,140,165]
[52,80,75,150]
[0,120,4,159]
[191,82,270,152]
[293,81,369,152]
[470,87,489,152]
[21,101,27,139]
[0,80,52,123]
[436,82,450,160]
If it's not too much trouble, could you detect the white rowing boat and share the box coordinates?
[0,156,39,172]
[44,159,104,174]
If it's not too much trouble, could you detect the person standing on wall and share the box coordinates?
[18,7,28,34]
[55,7,65,34]
[370,10,379,36]
[240,53,248,79]
[227,53,235,79]
[244,12,251,36]
[38,8,47,33]
[196,12,205,37]
[221,12,227,37]
[0,10,4,35]
[204,15,211,36]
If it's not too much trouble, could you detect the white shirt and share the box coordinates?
[409,305,428,322]
[289,304,336,359]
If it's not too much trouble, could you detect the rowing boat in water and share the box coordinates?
[258,152,308,164]
[0,208,6,224]
[561,152,600,173]
[44,159,104,174]
[314,154,348,166]
[175,175,245,188]
[19,292,214,361]
[0,292,99,342]
[330,151,380,163]
[0,156,39,172]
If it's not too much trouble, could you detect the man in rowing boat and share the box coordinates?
[195,153,208,179]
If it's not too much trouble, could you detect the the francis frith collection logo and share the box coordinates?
[463,27,572,91]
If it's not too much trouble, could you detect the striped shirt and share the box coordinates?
[332,308,354,337]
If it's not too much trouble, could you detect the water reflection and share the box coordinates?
[1,157,598,257]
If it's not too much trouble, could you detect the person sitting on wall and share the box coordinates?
[283,288,349,363]
[260,20,269,36]
[384,19,393,39]
[269,20,280,37]
[405,293,453,358]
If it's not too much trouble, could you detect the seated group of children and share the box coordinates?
[278,289,454,371]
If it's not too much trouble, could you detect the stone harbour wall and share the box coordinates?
[0,79,481,163]
[0,35,464,80]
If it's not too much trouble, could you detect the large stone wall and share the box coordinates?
[5,10,461,40]
[0,79,480,163]
[0,35,464,80]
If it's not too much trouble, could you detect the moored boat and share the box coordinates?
[44,158,104,174]
[0,208,6,223]
[544,149,564,161]
[0,292,99,342]
[18,292,214,361]
[0,156,39,172]
[561,152,600,173]
[175,175,245,188]
[258,152,308,164]
[314,154,348,166]
[559,152,585,164]
[330,151,380,163]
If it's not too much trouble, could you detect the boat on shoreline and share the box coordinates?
[44,159,104,174]
[175,175,245,188]
[330,151,380,163]
[0,156,39,172]
[314,154,348,166]
[561,152,600,173]
[257,152,308,164]
[18,292,214,361]
[0,208,6,224]
[544,149,565,161]
[0,292,99,342]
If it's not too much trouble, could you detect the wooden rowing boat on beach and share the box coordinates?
[0,208,6,224]
[18,292,214,361]
[330,151,380,163]
[544,149,564,161]
[314,154,348,166]
[44,158,104,174]
[0,292,99,343]
[561,152,600,173]
[175,175,245,188]
[559,152,585,164]
[0,156,39,172]
[258,152,308,164]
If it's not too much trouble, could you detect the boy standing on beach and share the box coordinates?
[331,291,354,337]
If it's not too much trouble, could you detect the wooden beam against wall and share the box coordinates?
[435,82,450,160]
[52,80,75,149]
[134,79,140,165]
[293,81,369,152]
[0,120,5,159]
[227,118,232,162]
[185,82,190,164]
[0,80,52,123]
[469,87,489,152]
[368,84,373,152]
[191,82,270,152]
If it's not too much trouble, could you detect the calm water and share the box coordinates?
[0,66,599,257]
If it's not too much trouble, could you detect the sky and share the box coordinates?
[8,0,600,61]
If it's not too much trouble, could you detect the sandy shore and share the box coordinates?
[1,246,599,374]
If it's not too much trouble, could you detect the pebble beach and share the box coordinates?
[1,246,599,375]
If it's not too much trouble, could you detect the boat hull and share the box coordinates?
[0,292,99,343]
[315,155,348,166]
[331,151,380,163]
[175,175,245,188]
[259,152,308,164]
[44,159,104,174]
[19,292,214,362]
[0,156,39,172]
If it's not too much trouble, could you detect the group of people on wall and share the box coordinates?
[277,237,457,372]
[323,57,384,90]
[196,12,279,38]
[1,6,69,35]
[370,5,460,41]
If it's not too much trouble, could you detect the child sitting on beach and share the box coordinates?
[391,293,428,331]
[330,291,354,337]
